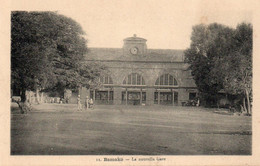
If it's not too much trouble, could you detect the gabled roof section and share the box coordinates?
[85,48,185,62]
[85,48,123,60]
[146,49,184,62]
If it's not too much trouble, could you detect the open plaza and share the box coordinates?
[11,103,251,155]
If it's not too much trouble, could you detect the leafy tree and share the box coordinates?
[11,11,103,112]
[185,23,234,106]
[185,22,252,113]
[222,23,252,114]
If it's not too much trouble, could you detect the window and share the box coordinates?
[137,75,141,85]
[164,74,168,85]
[132,73,137,85]
[189,92,197,100]
[155,74,178,86]
[105,76,109,84]
[99,75,113,85]
[127,75,131,84]
[160,75,164,85]
[174,78,178,85]
[169,75,173,85]
[155,79,159,85]
[123,73,145,85]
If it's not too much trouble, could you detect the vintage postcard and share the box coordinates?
[1,0,260,165]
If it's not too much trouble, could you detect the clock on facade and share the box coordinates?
[130,47,138,55]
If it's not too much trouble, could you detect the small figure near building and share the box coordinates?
[89,98,94,109]
[51,97,55,103]
[196,98,200,107]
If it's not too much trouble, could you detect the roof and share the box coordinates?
[123,34,147,42]
[85,48,185,62]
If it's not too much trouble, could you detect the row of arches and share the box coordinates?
[99,73,178,86]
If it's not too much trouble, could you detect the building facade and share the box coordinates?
[78,34,197,106]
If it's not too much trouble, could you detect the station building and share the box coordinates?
[78,34,197,106]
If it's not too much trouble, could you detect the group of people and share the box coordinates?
[77,95,94,111]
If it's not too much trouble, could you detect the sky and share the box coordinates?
[11,0,253,49]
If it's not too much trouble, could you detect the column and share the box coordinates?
[108,90,110,103]
[178,89,187,105]
[113,87,122,105]
[158,91,160,105]
[146,87,154,106]
[140,89,143,105]
[172,90,174,106]
[126,89,128,105]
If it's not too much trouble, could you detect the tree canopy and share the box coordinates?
[185,23,252,113]
[11,11,104,102]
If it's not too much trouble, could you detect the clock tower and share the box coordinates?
[123,34,147,56]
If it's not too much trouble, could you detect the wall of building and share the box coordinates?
[103,61,195,88]
[69,35,197,106]
[68,60,197,106]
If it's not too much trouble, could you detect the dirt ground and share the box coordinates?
[11,103,251,155]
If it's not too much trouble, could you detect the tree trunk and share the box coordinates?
[17,89,29,114]
[40,92,44,103]
[245,89,251,115]
[21,89,26,102]
[36,88,40,104]
[243,97,247,113]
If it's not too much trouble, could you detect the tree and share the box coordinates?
[222,23,252,114]
[185,23,235,106]
[185,22,252,113]
[11,11,103,112]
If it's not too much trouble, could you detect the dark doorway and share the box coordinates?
[154,92,173,105]
[122,91,146,105]
[90,90,113,105]
[189,92,196,100]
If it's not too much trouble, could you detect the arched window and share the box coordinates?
[99,75,113,85]
[155,74,178,86]
[123,73,145,85]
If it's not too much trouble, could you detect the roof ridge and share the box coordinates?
[86,47,184,62]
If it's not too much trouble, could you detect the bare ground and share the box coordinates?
[11,103,251,155]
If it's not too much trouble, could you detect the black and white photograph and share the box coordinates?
[1,0,260,165]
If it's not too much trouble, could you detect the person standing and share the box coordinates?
[77,95,82,111]
[196,98,200,107]
[89,98,94,109]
